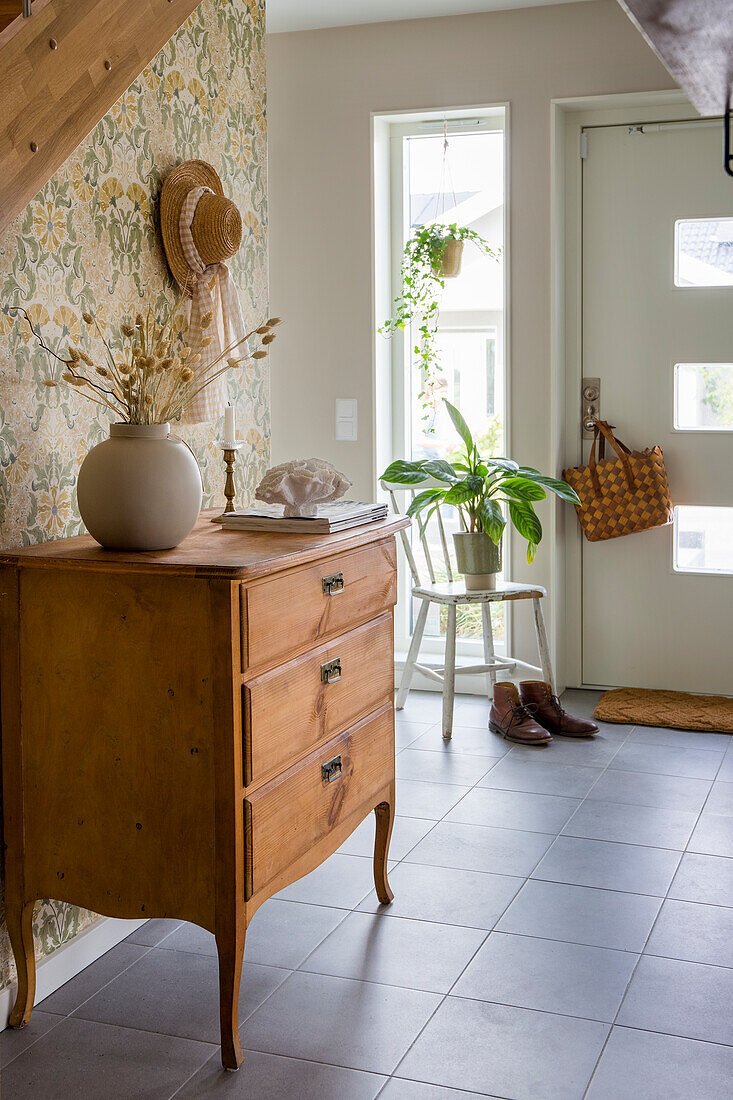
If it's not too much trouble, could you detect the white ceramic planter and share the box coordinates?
[77,423,203,550]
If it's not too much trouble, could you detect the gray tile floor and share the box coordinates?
[4,689,733,1098]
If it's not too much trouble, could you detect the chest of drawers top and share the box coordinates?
[0,510,410,581]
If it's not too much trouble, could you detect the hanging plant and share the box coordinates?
[379,222,501,417]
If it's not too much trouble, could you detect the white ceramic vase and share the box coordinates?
[77,423,203,551]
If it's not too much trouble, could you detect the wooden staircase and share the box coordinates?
[0,0,205,236]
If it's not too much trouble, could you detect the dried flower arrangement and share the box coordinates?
[11,301,281,425]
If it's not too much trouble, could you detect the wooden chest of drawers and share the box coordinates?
[0,512,408,1069]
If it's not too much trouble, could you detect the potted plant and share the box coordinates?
[380,223,500,411]
[381,400,580,590]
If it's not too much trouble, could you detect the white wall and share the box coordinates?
[266,0,673,674]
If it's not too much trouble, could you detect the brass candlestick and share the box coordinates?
[211,440,245,523]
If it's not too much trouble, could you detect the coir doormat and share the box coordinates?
[595,688,733,733]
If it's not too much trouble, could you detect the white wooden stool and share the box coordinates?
[383,482,555,740]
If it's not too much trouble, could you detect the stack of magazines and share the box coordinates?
[221,500,388,534]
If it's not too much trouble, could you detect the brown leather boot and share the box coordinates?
[519,681,599,738]
[489,682,552,746]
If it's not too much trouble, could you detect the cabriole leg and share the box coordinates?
[373,792,395,904]
[8,900,36,1028]
[216,923,246,1070]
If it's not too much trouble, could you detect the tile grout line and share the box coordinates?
[580,731,729,1097]
[384,745,578,1091]
[397,706,725,1099]
[1,941,162,1069]
[15,693,731,1097]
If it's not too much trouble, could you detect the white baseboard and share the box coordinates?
[0,915,147,1029]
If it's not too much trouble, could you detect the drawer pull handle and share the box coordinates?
[321,755,342,783]
[322,572,344,595]
[321,658,342,684]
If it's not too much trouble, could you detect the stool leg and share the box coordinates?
[442,603,457,740]
[481,602,497,698]
[396,598,429,710]
[532,597,556,695]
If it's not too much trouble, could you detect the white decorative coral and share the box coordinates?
[255,458,352,517]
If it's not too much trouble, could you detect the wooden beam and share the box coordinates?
[618,0,733,116]
[0,0,204,236]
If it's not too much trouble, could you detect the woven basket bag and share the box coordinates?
[563,420,673,542]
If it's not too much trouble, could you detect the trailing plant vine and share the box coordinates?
[380,223,501,419]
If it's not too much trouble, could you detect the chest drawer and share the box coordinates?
[244,704,394,900]
[242,538,397,670]
[244,613,394,787]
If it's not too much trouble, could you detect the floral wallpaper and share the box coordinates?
[0,0,268,992]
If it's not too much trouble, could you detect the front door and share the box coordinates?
[580,118,733,693]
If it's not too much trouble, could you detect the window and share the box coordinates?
[674,218,733,287]
[378,109,506,660]
[674,363,733,431]
[674,506,733,574]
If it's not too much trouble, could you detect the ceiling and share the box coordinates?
[266,0,588,35]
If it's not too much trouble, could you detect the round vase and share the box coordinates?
[453,531,502,591]
[77,423,203,551]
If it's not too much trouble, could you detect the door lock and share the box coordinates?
[582,377,601,439]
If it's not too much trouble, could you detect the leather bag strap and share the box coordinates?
[588,420,635,493]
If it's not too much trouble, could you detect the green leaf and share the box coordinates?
[516,467,580,504]
[380,459,429,485]
[406,488,445,518]
[417,500,443,537]
[421,458,459,484]
[478,499,506,544]
[509,500,543,553]
[443,400,474,455]
[443,479,480,506]
[487,457,520,473]
[498,477,547,502]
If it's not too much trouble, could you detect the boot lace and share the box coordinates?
[548,694,566,717]
[505,701,538,730]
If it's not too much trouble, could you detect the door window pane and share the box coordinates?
[675,363,733,430]
[674,506,733,574]
[675,218,733,287]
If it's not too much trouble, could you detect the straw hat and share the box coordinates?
[160,160,243,296]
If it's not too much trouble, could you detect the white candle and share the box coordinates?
[224,403,236,443]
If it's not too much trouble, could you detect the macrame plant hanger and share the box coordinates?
[432,120,458,222]
[430,120,463,281]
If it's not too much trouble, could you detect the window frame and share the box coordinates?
[672,504,733,577]
[673,216,733,289]
[673,362,733,433]
[384,110,509,660]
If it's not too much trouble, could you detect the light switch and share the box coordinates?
[335,398,358,441]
